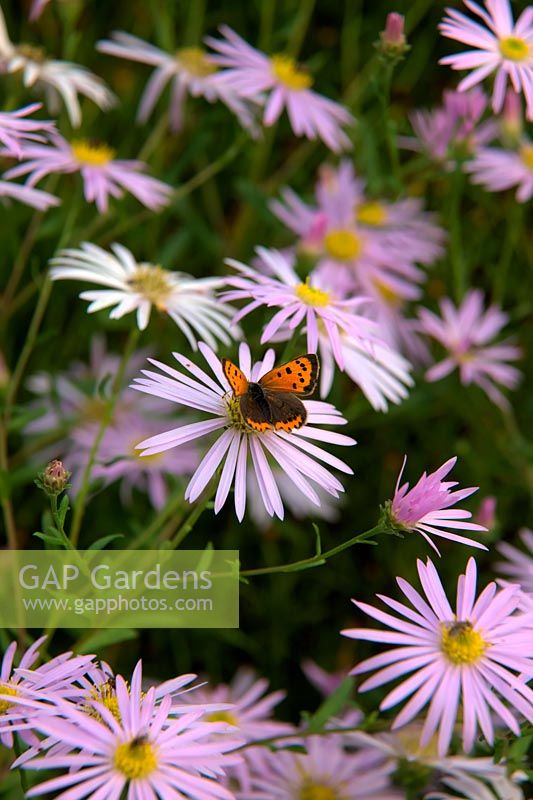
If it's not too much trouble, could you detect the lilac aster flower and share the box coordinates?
[0,177,59,210]
[439,0,533,120]
[3,133,172,213]
[182,668,293,743]
[400,88,497,166]
[466,140,533,202]
[496,528,533,595]
[224,247,378,368]
[17,671,243,800]
[236,736,400,799]
[249,466,341,529]
[342,556,533,756]
[0,8,115,126]
[419,289,522,410]
[0,103,55,158]
[0,636,94,748]
[132,342,355,522]
[388,456,487,553]
[97,31,258,133]
[50,241,237,345]
[205,25,354,151]
[69,411,198,509]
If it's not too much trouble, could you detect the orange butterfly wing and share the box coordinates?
[258,354,319,396]
[222,358,249,396]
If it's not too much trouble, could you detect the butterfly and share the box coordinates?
[222,354,319,433]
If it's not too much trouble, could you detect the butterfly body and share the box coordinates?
[222,354,319,433]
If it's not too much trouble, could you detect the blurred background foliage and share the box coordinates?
[0,0,531,728]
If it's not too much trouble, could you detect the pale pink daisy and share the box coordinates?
[0,177,59,210]
[17,672,243,800]
[223,246,378,369]
[0,637,94,748]
[427,766,525,799]
[466,140,533,201]
[388,456,487,554]
[400,88,497,166]
[3,133,172,213]
[342,556,533,756]
[439,0,533,120]
[97,31,258,133]
[0,8,115,126]
[69,411,198,509]
[182,669,292,743]
[236,736,400,800]
[419,289,522,410]
[249,467,341,529]
[0,103,54,158]
[50,241,237,345]
[205,25,354,151]
[496,528,533,594]
[132,342,355,522]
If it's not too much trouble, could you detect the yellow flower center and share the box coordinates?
[324,229,362,261]
[356,201,388,227]
[16,43,47,62]
[88,681,121,722]
[0,684,18,714]
[271,54,313,90]
[520,143,533,170]
[114,737,157,780]
[71,140,115,166]
[127,264,173,310]
[499,36,530,62]
[225,395,254,433]
[374,279,402,307]
[296,280,331,307]
[440,621,487,665]
[300,783,340,800]
[176,46,216,77]
[206,710,239,726]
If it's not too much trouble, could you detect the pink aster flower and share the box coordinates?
[17,671,242,800]
[342,556,533,756]
[496,528,533,595]
[237,736,400,800]
[182,669,292,744]
[69,411,198,509]
[3,133,172,213]
[400,88,497,166]
[0,103,55,158]
[249,467,341,529]
[466,140,533,201]
[97,31,258,133]
[205,25,354,151]
[0,636,94,748]
[419,289,522,410]
[132,342,355,522]
[389,456,487,554]
[439,0,533,120]
[0,177,59,210]
[224,247,378,368]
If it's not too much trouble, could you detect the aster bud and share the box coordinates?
[475,496,497,530]
[376,13,409,62]
[36,459,71,496]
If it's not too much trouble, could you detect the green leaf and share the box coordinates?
[75,628,138,654]
[33,532,68,548]
[304,676,354,734]
[87,534,125,551]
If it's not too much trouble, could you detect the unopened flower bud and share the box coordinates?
[36,459,70,496]
[377,13,409,61]
[475,496,497,530]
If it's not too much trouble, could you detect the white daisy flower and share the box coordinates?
[0,8,115,126]
[49,242,239,349]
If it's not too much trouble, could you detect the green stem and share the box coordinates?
[495,202,523,304]
[286,0,316,57]
[378,62,401,194]
[69,328,140,546]
[167,489,215,550]
[449,164,466,302]
[240,524,386,577]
